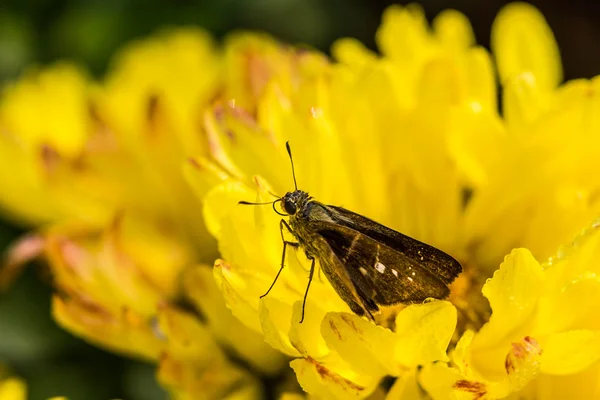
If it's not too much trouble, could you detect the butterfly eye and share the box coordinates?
[283,199,297,215]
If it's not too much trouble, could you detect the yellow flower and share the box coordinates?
[0,27,281,398]
[464,3,600,269]
[195,3,600,399]
[2,2,599,399]
[421,222,600,399]
[0,368,26,400]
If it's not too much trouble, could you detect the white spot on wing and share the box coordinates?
[375,262,386,274]
[407,277,414,282]
[392,269,398,277]
[359,267,368,276]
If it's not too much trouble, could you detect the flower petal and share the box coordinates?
[433,9,475,51]
[259,297,300,357]
[385,372,422,400]
[290,358,376,400]
[321,312,396,377]
[213,261,262,333]
[470,249,544,376]
[492,2,562,89]
[289,301,330,358]
[183,265,284,375]
[52,295,162,360]
[0,377,26,400]
[158,353,262,400]
[395,301,457,367]
[541,330,600,375]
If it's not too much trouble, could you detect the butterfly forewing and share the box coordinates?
[323,204,461,286]
[301,201,461,310]
[314,221,451,306]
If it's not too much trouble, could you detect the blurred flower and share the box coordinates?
[0,28,281,398]
[195,2,600,399]
[0,367,26,400]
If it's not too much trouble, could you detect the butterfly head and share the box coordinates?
[281,190,310,216]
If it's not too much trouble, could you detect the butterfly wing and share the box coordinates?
[322,204,462,286]
[304,202,461,308]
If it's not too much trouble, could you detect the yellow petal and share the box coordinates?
[376,4,430,64]
[395,301,457,367]
[539,270,600,333]
[183,265,284,375]
[416,58,464,109]
[531,362,600,399]
[503,336,543,394]
[492,2,562,89]
[463,46,497,112]
[52,295,162,360]
[502,71,550,130]
[0,63,91,157]
[290,358,375,400]
[0,377,27,400]
[279,394,306,400]
[471,249,544,376]
[541,330,600,375]
[385,372,422,400]
[259,297,300,357]
[213,260,262,332]
[321,312,396,377]
[202,180,247,240]
[289,301,330,358]
[420,336,542,399]
[104,27,220,155]
[158,353,262,400]
[331,38,377,69]
[419,362,479,400]
[156,305,223,364]
[183,156,230,203]
[433,9,475,51]
[447,106,506,187]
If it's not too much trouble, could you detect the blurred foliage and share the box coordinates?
[1,0,600,398]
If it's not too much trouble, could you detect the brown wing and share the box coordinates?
[310,219,455,307]
[319,204,462,286]
[315,243,380,317]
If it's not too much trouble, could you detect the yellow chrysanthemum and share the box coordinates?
[192,3,600,399]
[2,2,600,399]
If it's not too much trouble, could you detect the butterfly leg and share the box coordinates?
[260,220,299,299]
[300,255,316,323]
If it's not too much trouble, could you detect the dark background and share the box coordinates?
[0,1,597,398]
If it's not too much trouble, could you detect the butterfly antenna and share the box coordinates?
[286,141,298,190]
[238,200,278,206]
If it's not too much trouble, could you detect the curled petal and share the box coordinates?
[259,297,300,357]
[290,358,377,400]
[471,249,543,375]
[321,312,396,377]
[52,295,162,360]
[395,301,457,367]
